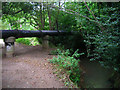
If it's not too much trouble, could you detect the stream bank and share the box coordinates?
[80,58,112,88]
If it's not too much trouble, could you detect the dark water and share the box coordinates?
[80,58,112,88]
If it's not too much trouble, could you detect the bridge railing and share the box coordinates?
[0,30,77,57]
[1,30,74,39]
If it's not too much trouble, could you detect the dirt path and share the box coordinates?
[2,43,66,88]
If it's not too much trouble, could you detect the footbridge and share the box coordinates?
[0,30,76,57]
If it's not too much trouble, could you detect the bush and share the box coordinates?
[49,49,84,87]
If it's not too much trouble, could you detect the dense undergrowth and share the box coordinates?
[49,49,84,88]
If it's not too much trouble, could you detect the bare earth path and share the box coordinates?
[2,43,66,88]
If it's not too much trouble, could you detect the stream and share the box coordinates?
[80,58,112,88]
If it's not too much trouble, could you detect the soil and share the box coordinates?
[2,43,66,88]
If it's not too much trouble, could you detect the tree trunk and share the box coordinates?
[40,3,43,30]
[42,3,45,29]
[47,3,52,30]
[56,1,60,30]
[48,10,52,30]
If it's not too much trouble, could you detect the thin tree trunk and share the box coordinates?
[42,3,45,29]
[40,3,43,30]
[48,9,52,30]
[47,2,52,30]
[55,1,60,30]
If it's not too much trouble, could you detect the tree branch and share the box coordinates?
[51,5,104,31]
[51,5,97,23]
[3,9,23,15]
[83,1,104,31]
[30,22,39,30]
[84,2,98,22]
[32,16,41,28]
[14,9,24,14]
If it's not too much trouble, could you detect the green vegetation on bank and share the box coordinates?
[49,49,84,87]
[2,2,120,88]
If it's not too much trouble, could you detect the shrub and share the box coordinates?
[49,49,84,87]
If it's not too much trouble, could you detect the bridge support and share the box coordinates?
[4,37,16,57]
[42,35,49,49]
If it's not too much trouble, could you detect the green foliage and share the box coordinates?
[58,13,77,31]
[2,2,120,88]
[49,49,60,55]
[16,37,40,46]
[49,49,83,87]
[83,3,120,87]
[84,3,120,71]
[110,72,120,88]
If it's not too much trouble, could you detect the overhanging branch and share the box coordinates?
[51,5,104,30]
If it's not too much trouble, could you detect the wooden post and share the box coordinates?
[42,35,49,49]
[4,37,15,57]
